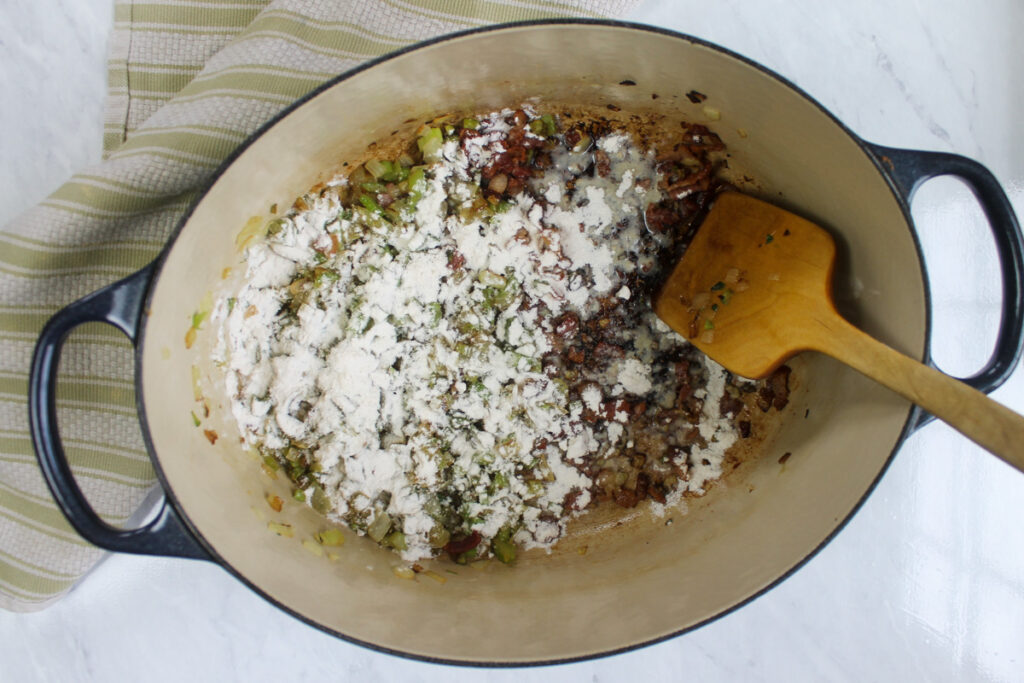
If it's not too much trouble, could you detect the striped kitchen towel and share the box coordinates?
[0,0,640,612]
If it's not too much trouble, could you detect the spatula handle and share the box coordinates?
[809,312,1024,471]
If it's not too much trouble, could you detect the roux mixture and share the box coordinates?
[215,106,789,564]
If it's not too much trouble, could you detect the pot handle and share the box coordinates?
[28,263,211,560]
[866,143,1024,430]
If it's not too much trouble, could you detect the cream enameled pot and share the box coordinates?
[29,21,1024,664]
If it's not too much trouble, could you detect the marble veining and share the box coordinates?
[2,0,1023,680]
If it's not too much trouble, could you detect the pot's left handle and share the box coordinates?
[28,263,211,560]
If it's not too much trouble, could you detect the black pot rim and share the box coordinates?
[134,17,924,668]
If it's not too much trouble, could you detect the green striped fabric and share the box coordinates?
[0,0,639,611]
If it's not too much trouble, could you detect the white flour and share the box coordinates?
[215,109,746,563]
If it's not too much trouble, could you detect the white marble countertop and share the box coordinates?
[2,0,1023,680]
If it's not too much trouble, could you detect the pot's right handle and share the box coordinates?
[28,263,211,561]
[866,143,1024,430]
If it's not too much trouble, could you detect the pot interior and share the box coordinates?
[140,23,923,663]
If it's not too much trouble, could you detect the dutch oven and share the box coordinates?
[28,20,1024,664]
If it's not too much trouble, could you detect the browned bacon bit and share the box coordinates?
[447,250,466,271]
[553,312,580,339]
[613,487,639,508]
[602,399,632,422]
[567,347,585,364]
[594,148,612,177]
[685,90,708,103]
[564,129,582,149]
[719,392,744,417]
[635,472,651,499]
[739,421,752,438]
[444,531,482,556]
[203,429,219,444]
[666,164,714,196]
[648,482,667,504]
[768,365,791,410]
[756,365,792,412]
[674,359,691,380]
[645,203,677,233]
[684,124,725,152]
[593,341,626,360]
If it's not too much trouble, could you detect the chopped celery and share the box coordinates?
[477,269,506,287]
[302,539,324,557]
[462,117,480,130]
[384,531,407,551]
[367,511,392,543]
[417,127,444,162]
[359,194,383,214]
[267,522,293,538]
[313,268,340,287]
[572,133,592,152]
[315,528,345,546]
[364,159,392,179]
[491,536,516,565]
[429,301,443,324]
[540,114,557,135]
[528,114,557,137]
[310,484,331,513]
[428,523,450,548]
[266,217,287,236]
[292,489,307,502]
[455,548,478,565]
[407,165,426,191]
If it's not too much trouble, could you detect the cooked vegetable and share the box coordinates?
[220,106,789,567]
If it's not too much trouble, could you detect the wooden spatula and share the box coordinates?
[653,191,1024,471]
